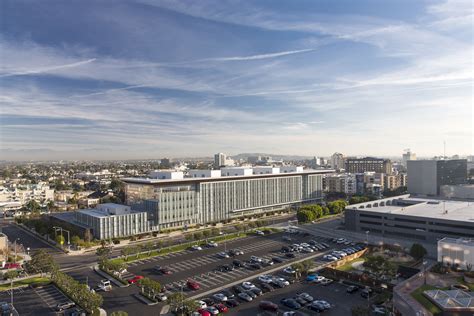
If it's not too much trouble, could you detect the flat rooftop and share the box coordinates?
[347,195,474,223]
[122,169,334,185]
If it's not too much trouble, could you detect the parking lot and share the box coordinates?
[126,232,333,295]
[225,278,370,315]
[0,285,70,315]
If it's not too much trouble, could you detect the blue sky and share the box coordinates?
[0,0,472,160]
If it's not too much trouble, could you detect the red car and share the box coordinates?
[215,303,228,313]
[187,279,200,290]
[3,263,20,269]
[197,309,211,316]
[127,275,144,284]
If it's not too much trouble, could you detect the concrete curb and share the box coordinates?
[93,266,129,288]
[186,250,330,301]
[133,293,159,305]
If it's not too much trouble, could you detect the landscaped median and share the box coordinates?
[109,228,281,266]
[0,277,51,291]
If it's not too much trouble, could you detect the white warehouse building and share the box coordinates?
[438,237,474,270]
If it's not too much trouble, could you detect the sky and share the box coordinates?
[0,0,473,161]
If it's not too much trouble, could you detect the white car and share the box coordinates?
[250,256,262,263]
[213,293,228,302]
[261,258,274,266]
[283,267,297,274]
[217,252,229,258]
[258,275,273,284]
[256,230,265,235]
[208,241,218,247]
[314,300,331,309]
[196,300,207,309]
[156,293,167,301]
[300,243,310,248]
[238,292,253,302]
[302,247,314,253]
[191,245,202,251]
[242,281,256,290]
[311,275,326,283]
[272,277,290,286]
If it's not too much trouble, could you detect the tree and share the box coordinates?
[410,243,427,260]
[71,235,82,246]
[25,200,41,213]
[168,292,186,311]
[193,231,203,241]
[96,242,111,258]
[297,209,315,223]
[138,277,161,299]
[46,200,56,212]
[4,270,19,281]
[28,249,58,276]
[211,228,220,236]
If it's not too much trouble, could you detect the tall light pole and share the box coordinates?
[423,258,428,285]
[13,238,19,263]
[365,230,370,248]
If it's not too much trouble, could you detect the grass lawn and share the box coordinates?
[0,277,51,291]
[336,258,365,272]
[456,276,474,291]
[410,285,442,315]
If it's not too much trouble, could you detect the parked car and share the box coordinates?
[187,280,200,290]
[196,300,207,309]
[160,267,172,275]
[205,306,219,315]
[259,282,275,292]
[361,288,374,298]
[221,289,235,299]
[306,273,319,282]
[232,285,246,294]
[217,252,230,259]
[127,275,144,284]
[285,253,296,258]
[156,293,167,302]
[272,257,284,263]
[242,282,256,290]
[191,245,203,251]
[207,241,218,247]
[213,293,228,302]
[347,285,359,293]
[272,277,290,287]
[233,259,244,267]
[261,258,274,266]
[250,287,263,296]
[55,302,75,312]
[255,230,265,235]
[283,267,297,274]
[281,246,291,253]
[258,275,273,284]
[297,292,314,303]
[248,263,263,270]
[238,291,253,302]
[197,309,211,316]
[280,298,301,309]
[308,301,325,312]
[225,299,240,307]
[245,290,257,299]
[215,303,228,313]
[321,278,334,286]
[259,301,279,312]
[250,256,263,263]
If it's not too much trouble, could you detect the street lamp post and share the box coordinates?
[365,231,370,248]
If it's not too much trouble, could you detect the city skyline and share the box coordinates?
[1,0,473,161]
